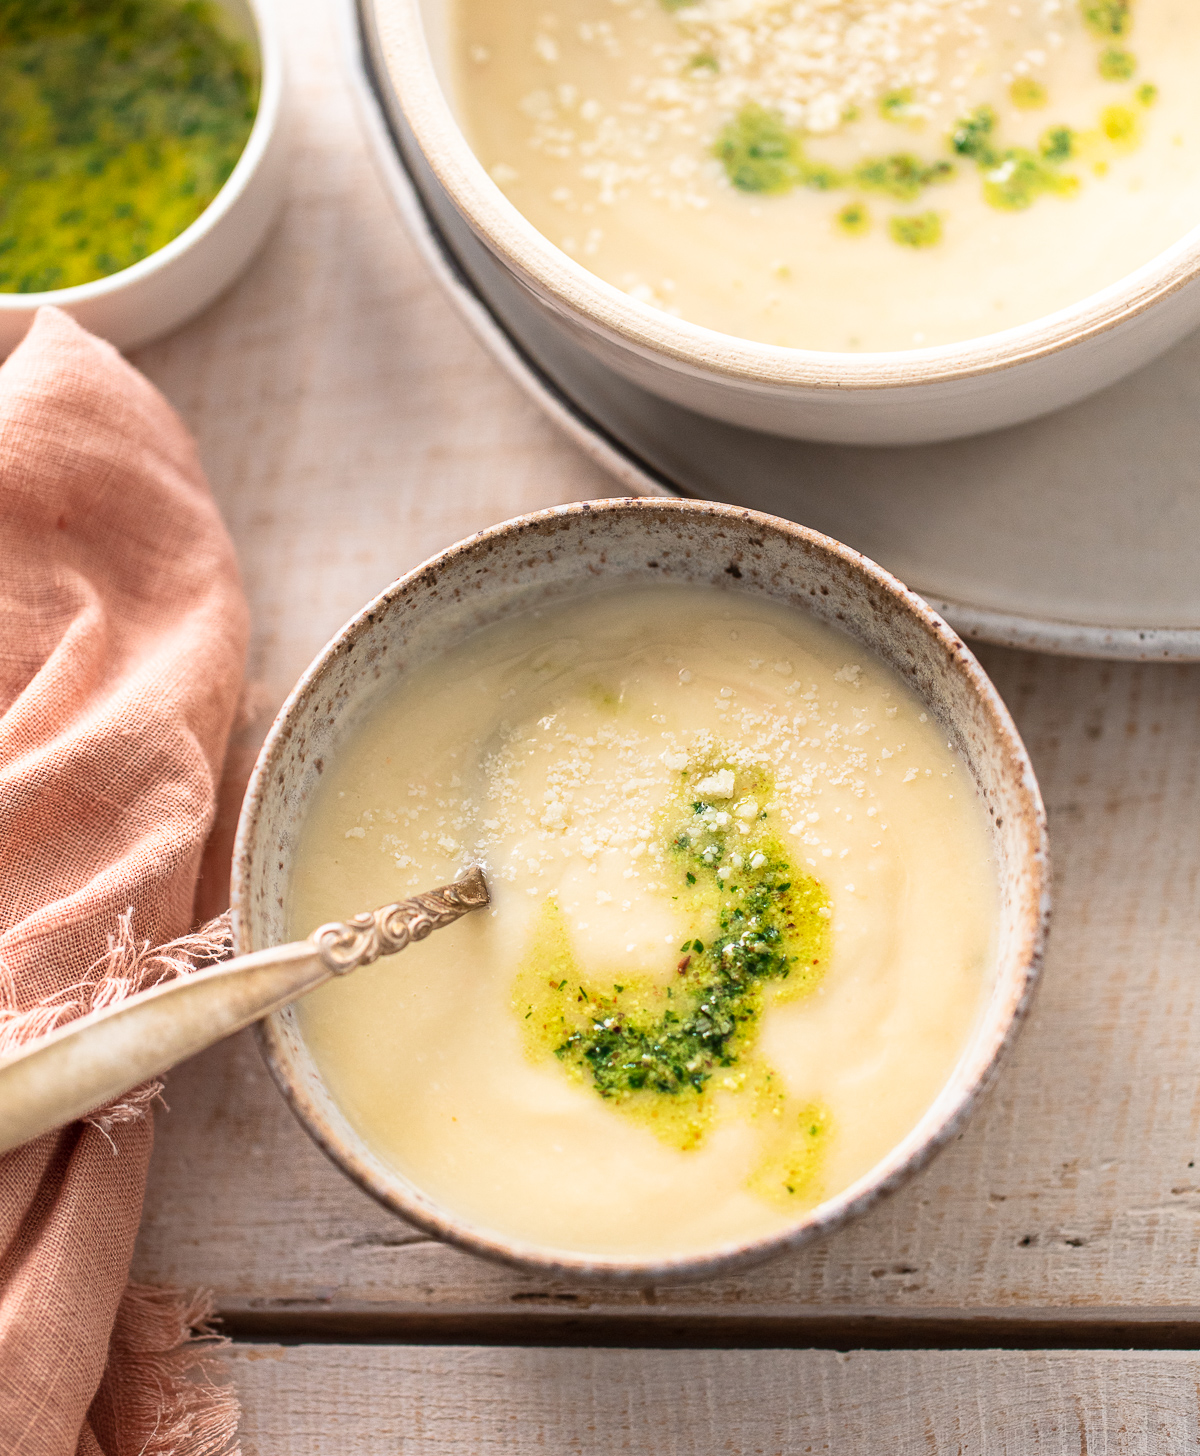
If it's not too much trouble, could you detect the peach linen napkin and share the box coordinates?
[0,308,250,1456]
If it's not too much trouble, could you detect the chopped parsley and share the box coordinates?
[1098,47,1137,81]
[1082,0,1132,38]
[1040,127,1077,164]
[952,106,1001,166]
[836,201,871,236]
[512,759,833,1202]
[714,105,812,195]
[854,154,954,203]
[952,105,1079,213]
[715,105,952,246]
[982,150,1079,211]
[889,212,943,248]
[879,88,920,125]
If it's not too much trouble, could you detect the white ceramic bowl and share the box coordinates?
[233,498,1050,1283]
[0,0,287,358]
[361,0,1200,447]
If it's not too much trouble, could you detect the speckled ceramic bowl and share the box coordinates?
[0,0,288,357]
[232,498,1050,1283]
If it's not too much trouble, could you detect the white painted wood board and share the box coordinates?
[133,647,1200,1326]
[228,1345,1200,1453]
[120,0,1200,1336]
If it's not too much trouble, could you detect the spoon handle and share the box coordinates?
[0,867,488,1156]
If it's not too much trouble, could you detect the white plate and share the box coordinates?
[344,0,1200,661]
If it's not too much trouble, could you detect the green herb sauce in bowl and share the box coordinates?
[0,0,260,294]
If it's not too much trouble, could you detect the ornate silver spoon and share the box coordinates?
[0,867,489,1156]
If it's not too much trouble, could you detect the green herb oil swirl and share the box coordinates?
[513,758,835,1207]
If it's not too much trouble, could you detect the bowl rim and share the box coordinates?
[365,0,1200,393]
[234,496,1051,1284]
[0,0,284,313]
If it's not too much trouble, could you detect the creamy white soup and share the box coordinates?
[289,585,997,1258]
[449,0,1199,350]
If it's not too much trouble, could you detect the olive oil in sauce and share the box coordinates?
[0,0,259,293]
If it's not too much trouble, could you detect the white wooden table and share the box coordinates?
[128,1,1200,1448]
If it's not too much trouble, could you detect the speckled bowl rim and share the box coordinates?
[0,0,283,315]
[234,498,1050,1284]
[366,0,1200,395]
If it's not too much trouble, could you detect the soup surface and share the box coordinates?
[290,584,997,1258]
[450,0,1200,350]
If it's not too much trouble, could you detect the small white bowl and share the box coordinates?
[0,0,288,357]
[363,0,1200,446]
[233,499,1049,1283]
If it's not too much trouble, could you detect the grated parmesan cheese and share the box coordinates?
[487,0,1084,283]
[661,0,1064,134]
